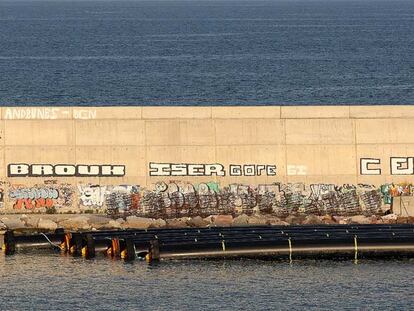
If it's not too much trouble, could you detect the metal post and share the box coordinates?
[3,230,16,255]
[85,234,95,259]
[147,239,160,263]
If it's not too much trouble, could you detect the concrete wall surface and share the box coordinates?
[0,105,413,215]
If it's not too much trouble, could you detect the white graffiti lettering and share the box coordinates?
[4,107,65,120]
[8,164,126,177]
[360,158,381,175]
[149,163,226,177]
[390,157,414,175]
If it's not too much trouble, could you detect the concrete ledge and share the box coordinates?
[74,107,142,119]
[142,107,212,119]
[281,106,350,119]
[3,106,414,120]
[212,106,281,119]
[350,105,414,118]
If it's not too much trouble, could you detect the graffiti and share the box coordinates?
[5,180,411,216]
[310,184,335,200]
[78,185,107,207]
[149,163,225,177]
[87,180,414,218]
[8,164,125,177]
[73,109,97,120]
[78,184,140,212]
[229,165,276,176]
[141,181,221,217]
[287,165,308,176]
[360,157,414,175]
[3,108,97,120]
[10,188,59,200]
[360,158,381,175]
[0,188,4,208]
[9,183,74,210]
[105,185,140,212]
[380,183,414,204]
[135,181,391,218]
[0,181,9,209]
[4,107,69,120]
[390,157,414,175]
[149,163,276,177]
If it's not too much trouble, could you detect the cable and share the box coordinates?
[40,233,62,251]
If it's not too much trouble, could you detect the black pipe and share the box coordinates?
[5,224,414,262]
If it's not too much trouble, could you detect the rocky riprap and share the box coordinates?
[0,213,412,232]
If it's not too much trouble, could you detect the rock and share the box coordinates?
[247,215,268,225]
[107,220,123,229]
[0,222,6,230]
[59,216,91,231]
[150,218,167,228]
[382,213,398,220]
[37,218,58,231]
[321,215,336,225]
[332,216,349,224]
[232,215,288,226]
[0,217,26,230]
[87,216,111,227]
[284,215,295,224]
[369,215,382,224]
[267,216,289,226]
[232,214,250,226]
[87,216,112,229]
[166,218,189,228]
[396,217,414,224]
[123,216,156,229]
[213,215,233,227]
[203,215,217,224]
[284,215,305,225]
[25,217,40,228]
[187,216,208,228]
[203,215,233,227]
[382,214,398,223]
[302,215,323,225]
[349,215,371,225]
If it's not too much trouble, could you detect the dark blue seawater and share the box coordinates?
[0,0,413,106]
[1,253,414,310]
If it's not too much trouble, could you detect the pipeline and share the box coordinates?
[2,224,414,263]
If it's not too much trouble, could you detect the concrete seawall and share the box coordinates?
[1,105,414,214]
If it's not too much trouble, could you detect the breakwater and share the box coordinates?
[0,106,414,218]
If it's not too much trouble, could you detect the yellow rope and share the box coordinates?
[354,235,358,264]
[288,238,292,263]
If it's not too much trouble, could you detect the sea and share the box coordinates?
[0,0,413,106]
[1,252,414,310]
[1,1,414,310]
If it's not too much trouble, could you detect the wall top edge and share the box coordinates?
[1,105,414,120]
[1,104,414,107]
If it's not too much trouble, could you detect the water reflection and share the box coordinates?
[1,252,413,310]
